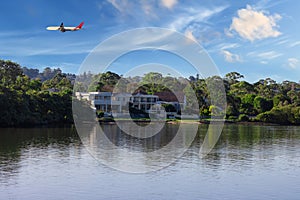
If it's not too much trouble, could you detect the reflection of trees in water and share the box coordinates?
[1,125,300,180]
[198,125,300,170]
[0,127,81,184]
[99,123,180,152]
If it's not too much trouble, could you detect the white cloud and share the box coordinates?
[141,1,157,18]
[275,39,289,46]
[260,61,268,64]
[289,41,300,48]
[224,28,234,37]
[221,50,241,63]
[107,0,129,14]
[257,51,282,59]
[0,34,92,57]
[229,5,282,41]
[169,6,227,31]
[107,0,158,18]
[184,30,197,42]
[218,43,240,50]
[287,58,299,69]
[160,0,177,9]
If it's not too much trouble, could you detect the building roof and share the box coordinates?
[154,91,185,103]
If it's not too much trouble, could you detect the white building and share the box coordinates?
[75,92,112,112]
[75,92,161,114]
[131,92,159,113]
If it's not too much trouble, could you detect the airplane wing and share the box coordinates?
[46,26,60,31]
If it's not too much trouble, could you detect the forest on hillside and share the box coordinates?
[1,59,300,126]
[0,60,73,126]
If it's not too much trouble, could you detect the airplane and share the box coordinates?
[46,22,84,32]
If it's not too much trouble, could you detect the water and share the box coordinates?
[0,124,300,200]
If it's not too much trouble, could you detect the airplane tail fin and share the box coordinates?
[76,22,84,29]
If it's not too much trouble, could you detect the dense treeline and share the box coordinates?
[75,71,300,125]
[0,60,73,126]
[1,59,300,126]
[23,66,76,82]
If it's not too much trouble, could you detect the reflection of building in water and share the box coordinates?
[75,92,161,113]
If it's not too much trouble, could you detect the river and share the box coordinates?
[0,124,300,200]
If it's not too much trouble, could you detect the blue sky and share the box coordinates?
[1,0,300,83]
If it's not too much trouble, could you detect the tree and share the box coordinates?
[87,71,121,92]
[206,76,226,110]
[273,94,289,107]
[141,72,164,94]
[226,94,240,117]
[254,96,273,113]
[230,81,254,97]
[254,78,278,99]
[240,94,256,115]
[22,67,39,79]
[0,60,23,86]
[225,72,244,84]
[42,73,72,92]
[287,90,300,106]
[162,104,177,112]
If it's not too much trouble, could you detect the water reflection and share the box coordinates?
[74,123,300,173]
[77,122,198,173]
[0,124,300,199]
[200,125,300,172]
[0,126,81,184]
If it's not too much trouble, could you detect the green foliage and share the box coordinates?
[254,96,273,113]
[162,104,176,112]
[238,114,249,122]
[209,105,224,116]
[0,60,73,126]
[227,115,238,121]
[0,60,23,86]
[273,94,289,107]
[239,94,256,115]
[140,72,165,94]
[225,72,244,84]
[199,106,210,118]
[255,106,300,125]
[226,105,239,118]
[241,94,256,105]
[206,76,226,109]
[254,78,278,99]
[230,81,254,97]
[1,58,300,126]
[97,111,104,118]
[87,71,121,92]
[42,73,72,92]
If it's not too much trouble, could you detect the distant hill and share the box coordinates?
[22,67,76,83]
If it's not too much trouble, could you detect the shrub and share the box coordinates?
[255,105,300,125]
[238,114,249,122]
[254,96,273,113]
[227,115,238,121]
[97,111,104,118]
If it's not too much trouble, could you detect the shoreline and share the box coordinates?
[1,119,298,128]
[97,119,297,126]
